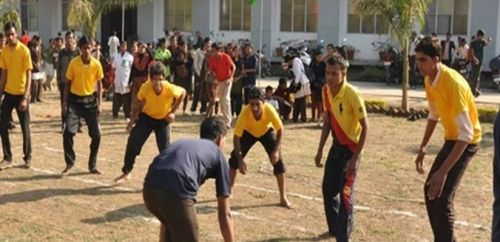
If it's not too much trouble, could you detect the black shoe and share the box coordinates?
[8,122,15,130]
[61,165,74,176]
[89,169,102,175]
[24,160,31,169]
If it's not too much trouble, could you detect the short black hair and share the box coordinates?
[200,117,227,140]
[203,37,211,44]
[325,54,349,70]
[178,38,186,47]
[477,29,485,36]
[414,35,442,59]
[149,62,165,76]
[158,37,167,45]
[265,85,273,92]
[327,43,334,49]
[212,42,223,50]
[246,86,264,100]
[283,53,294,63]
[4,21,17,32]
[278,77,287,85]
[65,30,73,38]
[313,49,323,57]
[77,35,92,48]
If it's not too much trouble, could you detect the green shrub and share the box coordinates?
[365,100,387,108]
[477,108,498,123]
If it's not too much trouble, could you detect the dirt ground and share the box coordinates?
[0,91,495,242]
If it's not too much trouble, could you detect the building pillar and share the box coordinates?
[192,0,216,37]
[37,0,62,42]
[137,0,164,44]
[251,0,276,59]
[317,0,344,46]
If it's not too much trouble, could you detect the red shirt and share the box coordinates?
[208,53,234,82]
[20,35,31,46]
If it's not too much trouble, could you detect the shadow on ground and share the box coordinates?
[0,185,138,205]
[81,203,153,224]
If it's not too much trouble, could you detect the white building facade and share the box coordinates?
[15,0,500,66]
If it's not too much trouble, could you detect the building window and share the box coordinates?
[347,0,388,34]
[165,0,192,32]
[20,0,37,32]
[219,0,252,31]
[424,0,469,35]
[280,0,318,32]
[62,0,70,30]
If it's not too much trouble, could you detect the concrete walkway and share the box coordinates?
[256,77,500,105]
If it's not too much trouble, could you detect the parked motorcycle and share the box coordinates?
[256,43,272,77]
[384,46,403,86]
[489,54,500,92]
[454,59,468,78]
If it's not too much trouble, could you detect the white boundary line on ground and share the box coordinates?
[234,183,491,232]
[22,145,491,232]
[27,165,314,234]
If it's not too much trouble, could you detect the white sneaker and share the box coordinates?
[0,160,13,170]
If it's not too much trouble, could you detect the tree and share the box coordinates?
[354,0,431,111]
[67,0,146,38]
[0,0,21,30]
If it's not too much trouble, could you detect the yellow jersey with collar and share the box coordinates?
[137,80,185,120]
[0,41,33,95]
[234,102,283,138]
[424,64,481,144]
[66,56,104,96]
[322,81,366,151]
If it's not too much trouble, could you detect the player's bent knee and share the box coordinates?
[273,160,286,175]
[229,156,239,170]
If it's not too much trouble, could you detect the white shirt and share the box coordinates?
[113,51,133,94]
[265,98,279,111]
[443,41,451,60]
[193,48,206,76]
[456,44,469,59]
[409,39,417,56]
[292,57,311,98]
[108,36,120,59]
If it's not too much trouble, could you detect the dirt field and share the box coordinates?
[0,91,495,242]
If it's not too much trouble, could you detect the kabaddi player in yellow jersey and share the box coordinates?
[314,54,368,241]
[61,36,104,175]
[114,62,185,183]
[228,86,291,208]
[0,22,33,170]
[414,36,481,241]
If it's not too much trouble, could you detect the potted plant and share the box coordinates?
[345,45,356,60]
[372,41,393,61]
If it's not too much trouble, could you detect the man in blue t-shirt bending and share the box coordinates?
[143,117,234,242]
